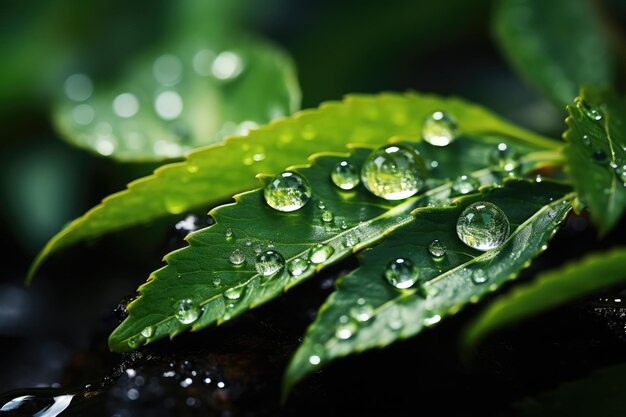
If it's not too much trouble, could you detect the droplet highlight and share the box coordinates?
[308,244,334,264]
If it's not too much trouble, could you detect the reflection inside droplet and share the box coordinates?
[155,91,183,120]
[212,51,243,80]
[113,92,139,118]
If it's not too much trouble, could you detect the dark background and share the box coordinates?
[1,0,626,415]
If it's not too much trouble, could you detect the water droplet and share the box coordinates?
[308,244,334,264]
[264,171,312,212]
[385,258,419,289]
[254,244,263,254]
[343,233,359,248]
[361,144,426,200]
[428,239,446,258]
[153,54,182,85]
[309,355,321,365]
[582,134,591,146]
[422,111,457,146]
[112,92,139,118]
[490,143,519,172]
[456,202,510,251]
[317,200,326,210]
[224,287,243,300]
[351,304,374,322]
[321,210,334,223]
[72,103,94,125]
[331,161,360,190]
[267,241,275,249]
[340,221,348,230]
[229,249,245,265]
[423,314,442,326]
[576,97,603,121]
[192,49,215,76]
[128,335,144,349]
[155,90,183,120]
[212,277,221,286]
[245,238,253,246]
[452,175,480,195]
[592,149,607,162]
[472,269,488,284]
[335,321,357,340]
[141,326,154,338]
[255,250,285,276]
[175,299,200,324]
[225,228,233,239]
[288,258,309,277]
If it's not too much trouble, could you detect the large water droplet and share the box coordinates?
[456,202,510,251]
[428,239,446,258]
[212,51,243,80]
[264,171,312,212]
[175,299,200,324]
[385,258,419,289]
[288,258,309,277]
[308,244,334,264]
[112,92,139,118]
[141,326,154,338]
[361,144,426,200]
[128,335,144,349]
[331,161,360,190]
[255,250,285,276]
[576,97,603,121]
[224,287,243,300]
[229,249,245,265]
[452,175,480,195]
[422,111,457,146]
[490,143,519,172]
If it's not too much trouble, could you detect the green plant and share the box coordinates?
[27,0,626,402]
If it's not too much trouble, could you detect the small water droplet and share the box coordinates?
[490,143,519,172]
[428,239,446,258]
[343,233,359,248]
[212,51,243,80]
[321,210,334,223]
[255,250,285,276]
[264,171,312,212]
[576,97,603,121]
[128,335,144,349]
[229,249,245,266]
[351,304,374,322]
[113,92,140,118]
[155,90,183,120]
[331,160,360,190]
[141,326,154,338]
[592,149,607,162]
[225,228,233,239]
[175,299,200,324]
[245,239,253,246]
[64,73,93,101]
[288,258,309,277]
[582,134,591,147]
[385,258,419,289]
[308,244,334,264]
[267,241,275,249]
[317,200,326,210]
[335,320,357,340]
[422,111,457,146]
[471,269,488,284]
[456,202,510,251]
[309,355,321,365]
[224,287,243,300]
[212,277,221,286]
[361,144,426,200]
[423,314,442,326]
[452,175,480,195]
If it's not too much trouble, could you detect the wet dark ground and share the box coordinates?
[1,209,626,417]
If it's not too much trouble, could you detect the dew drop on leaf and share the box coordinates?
[428,239,446,258]
[335,320,357,340]
[264,171,312,212]
[456,201,510,251]
[422,111,457,146]
[229,249,245,265]
[254,250,285,276]
[224,287,243,300]
[141,326,154,338]
[471,269,488,284]
[350,304,374,322]
[452,175,480,195]
[592,149,607,162]
[384,258,419,289]
[308,244,334,264]
[321,210,334,223]
[288,258,309,277]
[582,134,591,147]
[175,299,200,324]
[225,228,233,239]
[128,335,144,349]
[361,144,426,200]
[490,143,520,172]
[331,160,360,190]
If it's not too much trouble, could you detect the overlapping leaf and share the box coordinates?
[464,247,626,350]
[563,86,626,234]
[284,180,573,393]
[109,136,535,352]
[30,92,560,281]
[493,0,615,106]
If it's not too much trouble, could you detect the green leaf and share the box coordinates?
[284,180,573,394]
[30,92,560,281]
[493,0,615,106]
[513,362,626,417]
[563,86,626,234]
[108,136,533,352]
[53,36,300,161]
[463,247,626,350]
